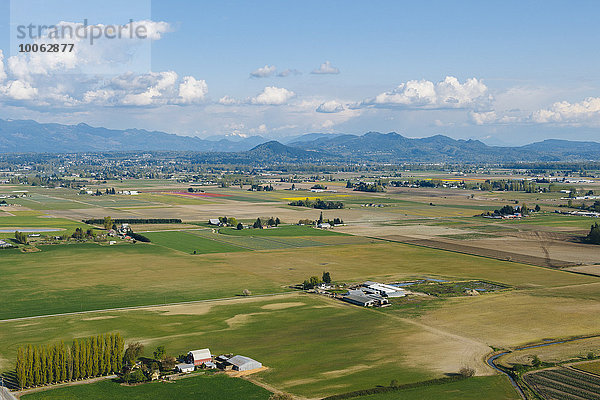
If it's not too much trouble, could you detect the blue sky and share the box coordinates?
[0,0,599,145]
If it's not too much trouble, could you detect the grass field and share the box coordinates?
[219,225,346,236]
[144,230,247,254]
[0,295,438,397]
[345,376,519,400]
[0,239,596,321]
[21,374,271,400]
[574,360,600,375]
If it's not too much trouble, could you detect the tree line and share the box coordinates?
[15,333,124,389]
[288,198,344,209]
[83,218,182,225]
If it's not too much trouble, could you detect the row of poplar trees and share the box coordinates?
[15,333,124,389]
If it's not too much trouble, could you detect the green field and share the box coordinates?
[219,224,346,236]
[21,374,271,400]
[342,376,519,400]
[0,238,596,321]
[0,295,434,397]
[574,360,600,375]
[144,230,247,254]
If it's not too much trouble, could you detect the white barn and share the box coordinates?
[226,355,262,371]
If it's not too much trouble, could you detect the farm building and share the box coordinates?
[362,281,406,297]
[208,219,221,225]
[317,222,331,229]
[175,363,195,373]
[342,290,389,307]
[187,348,212,366]
[219,355,262,371]
[0,240,12,248]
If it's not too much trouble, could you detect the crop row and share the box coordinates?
[526,373,600,400]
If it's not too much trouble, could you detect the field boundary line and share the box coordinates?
[0,291,299,324]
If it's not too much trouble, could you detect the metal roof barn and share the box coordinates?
[226,355,262,371]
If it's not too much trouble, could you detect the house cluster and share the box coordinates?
[0,239,13,248]
[341,281,406,307]
[175,348,262,374]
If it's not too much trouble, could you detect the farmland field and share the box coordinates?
[523,368,600,399]
[574,360,600,375]
[20,374,271,400]
[2,179,600,399]
[342,376,519,400]
[144,230,247,254]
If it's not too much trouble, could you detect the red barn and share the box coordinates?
[187,349,212,366]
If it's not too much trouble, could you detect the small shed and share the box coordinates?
[226,355,262,371]
[188,348,212,366]
[175,363,195,373]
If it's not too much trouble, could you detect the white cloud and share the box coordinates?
[0,50,6,82]
[4,80,38,100]
[177,76,208,104]
[250,65,277,78]
[311,61,340,75]
[365,76,490,109]
[316,100,344,113]
[250,86,295,105]
[531,97,600,124]
[470,111,497,125]
[218,95,240,105]
[277,69,301,77]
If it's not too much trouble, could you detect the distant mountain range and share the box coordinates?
[0,119,265,153]
[1,118,600,163]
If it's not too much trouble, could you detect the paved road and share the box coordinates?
[0,291,299,323]
[0,386,18,400]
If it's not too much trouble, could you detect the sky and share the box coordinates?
[0,0,599,145]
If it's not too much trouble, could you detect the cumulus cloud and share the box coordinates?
[364,76,490,109]
[0,20,210,108]
[250,86,295,105]
[177,76,208,104]
[531,97,600,124]
[250,65,277,78]
[3,80,38,100]
[218,95,240,105]
[311,61,340,75]
[316,100,344,113]
[470,111,498,125]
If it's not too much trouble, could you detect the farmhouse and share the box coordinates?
[0,239,12,248]
[208,219,221,226]
[187,348,212,366]
[317,222,331,229]
[175,363,195,373]
[220,355,262,372]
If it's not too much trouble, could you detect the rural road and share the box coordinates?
[0,291,299,324]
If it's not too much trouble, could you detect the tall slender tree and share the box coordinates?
[103,334,111,374]
[52,344,60,383]
[33,346,41,386]
[16,346,26,389]
[86,339,93,377]
[25,344,34,387]
[59,341,67,381]
[91,337,99,376]
[72,339,80,380]
[40,346,48,385]
[115,333,124,372]
[45,345,53,385]
[97,335,104,375]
